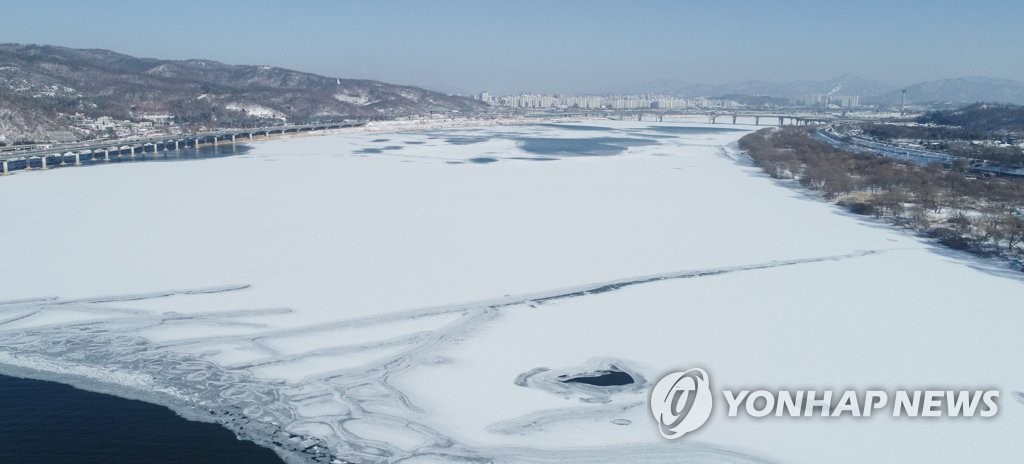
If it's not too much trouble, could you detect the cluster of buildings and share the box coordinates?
[469,91,865,112]
[69,113,183,139]
[0,113,187,146]
[803,94,860,108]
[472,93,740,110]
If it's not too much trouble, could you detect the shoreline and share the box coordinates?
[727,140,1024,283]
[0,371,286,464]
[738,127,1024,274]
[0,350,327,464]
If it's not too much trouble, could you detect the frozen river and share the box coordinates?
[0,120,1022,463]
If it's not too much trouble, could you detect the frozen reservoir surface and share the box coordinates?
[0,120,1021,463]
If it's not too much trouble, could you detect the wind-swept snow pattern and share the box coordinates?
[1,121,1022,463]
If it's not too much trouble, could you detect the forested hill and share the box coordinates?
[917,103,1024,134]
[0,44,485,140]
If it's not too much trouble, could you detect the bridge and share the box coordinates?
[700,111,832,126]
[0,121,365,175]
[554,109,839,126]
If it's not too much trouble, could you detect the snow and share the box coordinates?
[334,92,376,106]
[0,120,1022,463]
[398,89,422,101]
[225,102,286,119]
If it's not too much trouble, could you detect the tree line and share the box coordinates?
[917,103,1024,134]
[739,128,1024,265]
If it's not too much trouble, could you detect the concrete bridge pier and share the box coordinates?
[231,134,236,143]
[2,160,8,175]
[731,115,737,125]
[40,155,48,170]
[74,153,81,166]
[174,140,179,150]
[213,136,218,146]
[194,138,200,149]
[130,146,135,159]
[104,150,110,161]
[249,133,253,140]
[755,116,760,125]
[778,116,784,127]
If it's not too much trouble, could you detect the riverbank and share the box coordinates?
[739,127,1024,271]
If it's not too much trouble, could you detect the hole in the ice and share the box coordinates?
[514,359,645,400]
[516,136,657,156]
[468,157,498,164]
[355,145,403,154]
[559,369,634,387]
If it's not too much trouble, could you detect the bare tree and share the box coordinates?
[1000,214,1024,251]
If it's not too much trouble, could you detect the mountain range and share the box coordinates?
[0,44,485,141]
[632,74,1024,106]
[3,43,1024,143]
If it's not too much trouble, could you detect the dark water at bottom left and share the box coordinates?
[0,374,284,464]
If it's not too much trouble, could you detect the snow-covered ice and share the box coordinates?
[0,120,1021,463]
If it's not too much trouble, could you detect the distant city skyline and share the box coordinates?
[2,0,1022,95]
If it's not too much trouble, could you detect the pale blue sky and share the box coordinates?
[2,0,1022,94]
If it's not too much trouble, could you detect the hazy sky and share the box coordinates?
[2,0,1022,95]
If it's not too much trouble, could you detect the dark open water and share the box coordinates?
[0,374,283,464]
